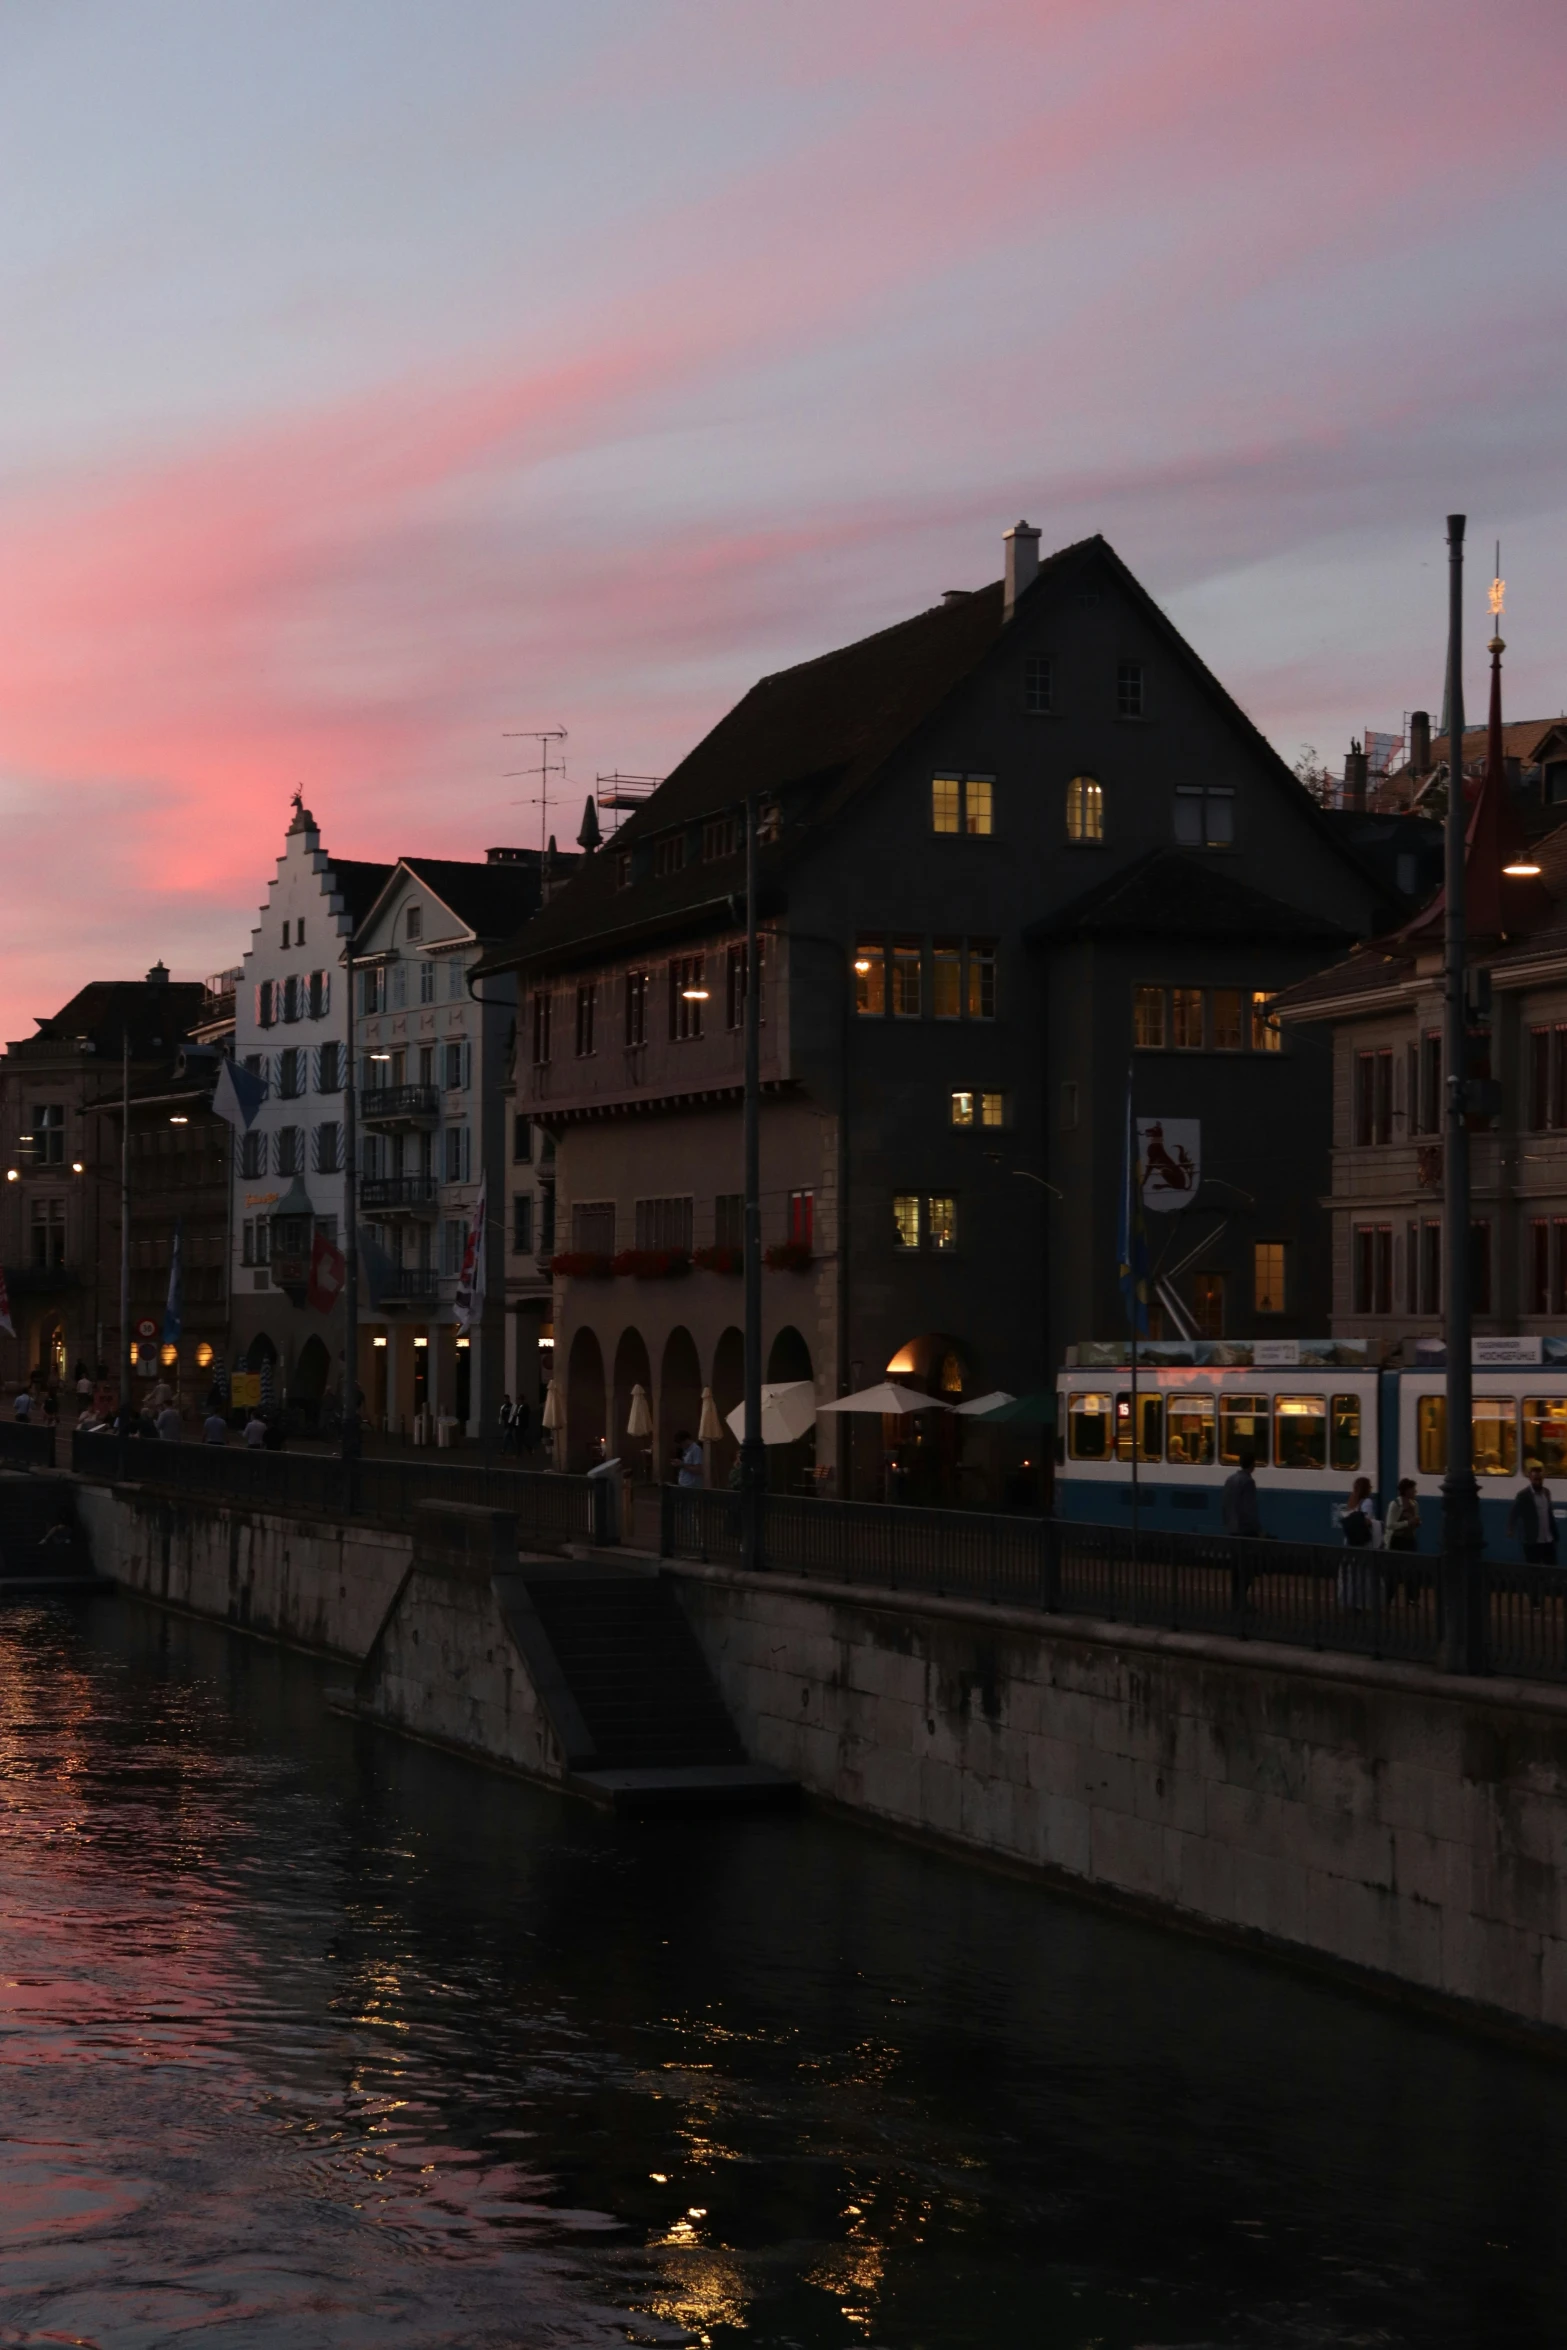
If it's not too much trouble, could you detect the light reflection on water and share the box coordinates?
[1,1594,1566,2348]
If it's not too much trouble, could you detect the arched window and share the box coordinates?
[1066,775,1104,842]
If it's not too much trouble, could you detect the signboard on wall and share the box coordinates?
[1137,1118,1200,1211]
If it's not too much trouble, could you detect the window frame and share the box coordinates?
[1115,660,1145,720]
[1065,774,1104,844]
[930,772,996,838]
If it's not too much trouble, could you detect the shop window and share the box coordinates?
[1066,776,1103,842]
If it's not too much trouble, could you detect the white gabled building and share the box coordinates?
[351,849,552,1441]
[229,797,391,1419]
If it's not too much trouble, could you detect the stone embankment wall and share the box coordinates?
[671,1562,1567,2040]
[78,1483,1567,2037]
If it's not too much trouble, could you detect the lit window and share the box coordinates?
[854,941,886,1017]
[1116,661,1145,718]
[1133,986,1165,1050]
[1211,989,1242,1050]
[892,1194,920,1250]
[1172,987,1204,1048]
[931,774,994,836]
[1066,776,1104,842]
[1251,992,1281,1053]
[1254,1242,1286,1314]
[932,941,962,1019]
[892,942,922,1018]
[950,1091,975,1128]
[928,1194,957,1251]
[964,778,993,836]
[980,1091,1005,1128]
[1023,655,1053,715]
[932,775,961,834]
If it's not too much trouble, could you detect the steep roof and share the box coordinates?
[15,977,206,1057]
[397,854,554,940]
[327,856,396,928]
[476,531,1382,980]
[1028,847,1355,946]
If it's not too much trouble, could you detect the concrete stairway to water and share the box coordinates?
[0,1474,109,1591]
[495,1558,796,1814]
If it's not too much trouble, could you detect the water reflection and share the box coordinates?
[0,1595,1565,2347]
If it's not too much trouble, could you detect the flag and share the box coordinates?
[307,1225,346,1314]
[1118,1077,1149,1337]
[453,1172,486,1333]
[0,1267,13,1341]
[162,1222,183,1347]
[211,1055,266,1134]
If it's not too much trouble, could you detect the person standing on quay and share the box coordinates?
[1222,1449,1260,1536]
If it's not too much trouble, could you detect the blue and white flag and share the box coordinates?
[211,1055,265,1133]
[163,1221,183,1348]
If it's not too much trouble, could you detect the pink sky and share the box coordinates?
[1,0,1564,1036]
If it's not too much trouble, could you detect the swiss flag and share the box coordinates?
[307,1227,347,1315]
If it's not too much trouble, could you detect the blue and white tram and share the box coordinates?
[1055,1348,1567,1557]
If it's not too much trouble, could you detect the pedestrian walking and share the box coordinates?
[202,1406,228,1445]
[1221,1449,1260,1536]
[1337,1475,1380,1612]
[155,1399,182,1441]
[1509,1459,1558,1606]
[674,1429,703,1489]
[1383,1476,1421,1604]
[244,1410,267,1449]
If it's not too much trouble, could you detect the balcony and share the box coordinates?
[372,1265,443,1306]
[361,1084,440,1129]
[360,1175,439,1218]
[5,1263,78,1296]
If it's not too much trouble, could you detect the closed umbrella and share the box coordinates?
[626,1382,654,1438]
[956,1389,1015,1416]
[697,1387,725,1442]
[968,1390,1056,1426]
[725,1380,817,1445]
[817,1381,953,1416]
[540,1377,563,1430]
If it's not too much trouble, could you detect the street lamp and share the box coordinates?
[1441,514,1483,1671]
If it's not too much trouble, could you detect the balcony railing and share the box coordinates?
[373,1266,443,1304]
[361,1085,441,1127]
[360,1175,439,1217]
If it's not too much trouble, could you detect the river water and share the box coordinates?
[1,1596,1565,2349]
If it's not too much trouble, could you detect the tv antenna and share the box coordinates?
[503,729,568,854]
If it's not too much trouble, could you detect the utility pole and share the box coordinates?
[740,794,765,1570]
[341,941,361,1500]
[1441,512,1484,1672]
[118,1030,131,1425]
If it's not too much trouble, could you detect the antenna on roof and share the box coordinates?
[503,729,567,855]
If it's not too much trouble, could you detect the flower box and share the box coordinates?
[765,1241,814,1273]
[692,1245,742,1275]
[611,1248,692,1280]
[549,1251,614,1279]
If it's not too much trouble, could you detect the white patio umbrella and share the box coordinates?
[626,1382,654,1438]
[817,1381,954,1416]
[956,1389,1015,1416]
[725,1380,817,1445]
[540,1377,563,1431]
[697,1386,725,1442]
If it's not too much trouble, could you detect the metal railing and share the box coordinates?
[360,1175,439,1214]
[361,1085,441,1125]
[0,1421,58,1472]
[71,1431,612,1549]
[372,1267,444,1304]
[660,1489,1567,1679]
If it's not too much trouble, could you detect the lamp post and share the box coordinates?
[341,943,361,1495]
[1441,513,1484,1672]
[740,793,765,1568]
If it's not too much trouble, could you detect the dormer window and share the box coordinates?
[702,814,738,862]
[406,905,422,940]
[653,834,687,879]
[615,851,632,890]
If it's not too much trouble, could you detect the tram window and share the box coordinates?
[1219,1394,1270,1465]
[1522,1398,1567,1478]
[1418,1396,1446,1474]
[1274,1394,1327,1469]
[1472,1398,1518,1477]
[1114,1392,1163,1462]
[1068,1393,1113,1460]
[1166,1393,1215,1465]
[1330,1394,1361,1472]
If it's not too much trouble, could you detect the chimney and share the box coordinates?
[1410,709,1431,774]
[145,960,170,986]
[1002,520,1041,621]
[1343,740,1368,813]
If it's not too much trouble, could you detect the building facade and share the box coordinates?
[0,966,207,1395]
[478,523,1395,1493]
[350,851,551,1440]
[228,798,390,1417]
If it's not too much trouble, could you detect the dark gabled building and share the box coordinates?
[0,965,211,1396]
[476,521,1396,1495]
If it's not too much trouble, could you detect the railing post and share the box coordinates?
[1230,1539,1248,1638]
[1041,1519,1060,1614]
[658,1484,673,1559]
